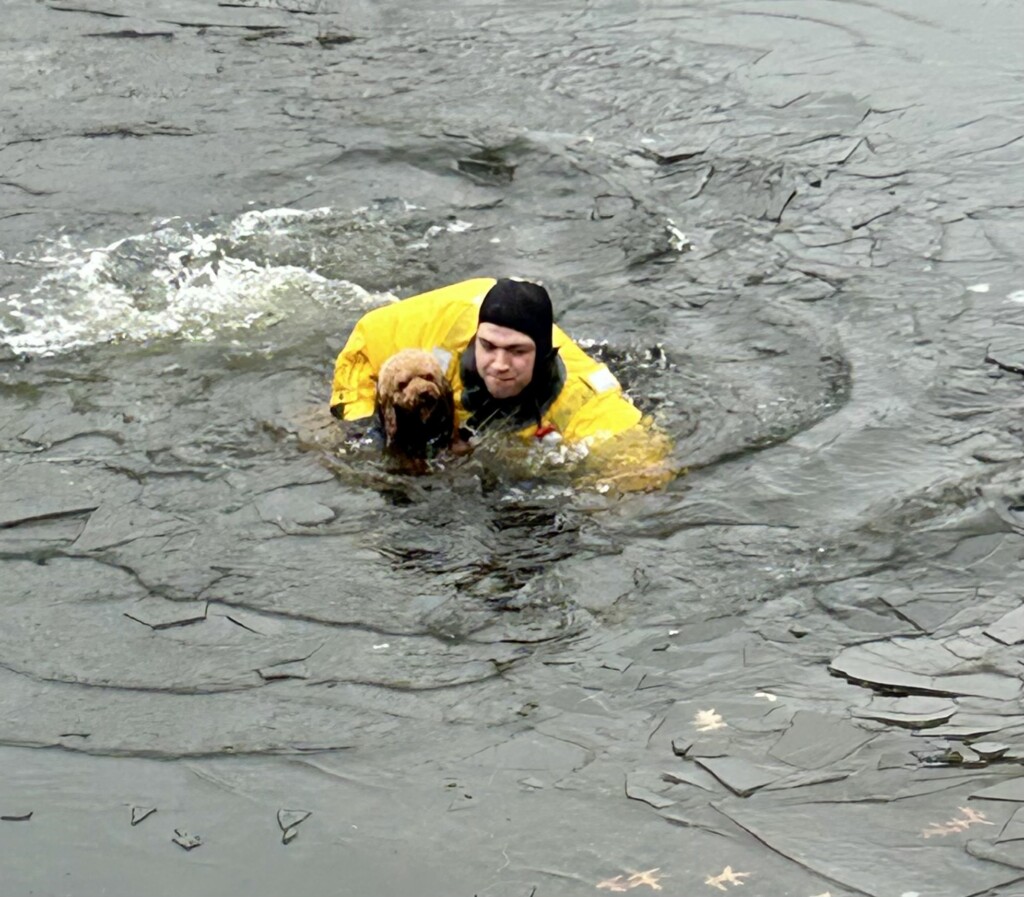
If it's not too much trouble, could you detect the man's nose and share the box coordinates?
[492,350,511,370]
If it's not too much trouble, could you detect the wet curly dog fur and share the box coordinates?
[375,349,463,471]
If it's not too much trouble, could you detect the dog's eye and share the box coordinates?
[420,372,435,383]
[397,379,410,391]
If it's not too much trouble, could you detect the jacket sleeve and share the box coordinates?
[583,420,678,493]
[330,311,379,421]
[554,351,677,492]
[329,278,494,421]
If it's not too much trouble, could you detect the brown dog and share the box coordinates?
[375,349,461,471]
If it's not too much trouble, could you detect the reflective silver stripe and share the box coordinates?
[432,347,453,372]
[586,365,619,393]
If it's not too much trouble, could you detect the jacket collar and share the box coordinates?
[459,340,566,432]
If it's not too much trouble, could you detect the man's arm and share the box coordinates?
[555,361,677,493]
[330,314,378,420]
[329,278,494,421]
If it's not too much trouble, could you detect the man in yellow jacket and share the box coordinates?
[330,277,674,490]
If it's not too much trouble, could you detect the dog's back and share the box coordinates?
[375,349,457,469]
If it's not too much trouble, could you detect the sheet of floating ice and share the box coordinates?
[661,766,720,792]
[694,757,783,797]
[460,732,592,775]
[254,488,334,528]
[130,806,156,826]
[717,791,1019,897]
[971,778,1024,802]
[851,696,957,728]
[0,464,106,528]
[625,778,676,809]
[998,807,1024,843]
[257,660,311,681]
[830,639,1023,700]
[684,736,731,759]
[967,837,1024,870]
[276,809,311,831]
[984,605,1024,645]
[911,715,1008,740]
[877,752,915,770]
[172,829,201,850]
[762,769,851,792]
[123,598,208,630]
[769,711,876,769]
[73,503,193,552]
[972,743,1010,760]
[879,592,969,634]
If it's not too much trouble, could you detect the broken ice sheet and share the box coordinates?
[761,769,850,792]
[769,711,875,769]
[124,598,208,630]
[972,742,1010,760]
[971,778,1024,802]
[914,714,1008,740]
[625,772,676,810]
[257,660,311,681]
[172,829,202,850]
[830,638,1022,700]
[997,807,1024,843]
[684,736,731,759]
[278,809,311,846]
[73,503,193,553]
[130,806,156,826]
[985,604,1024,645]
[850,696,957,728]
[879,594,963,633]
[661,765,720,792]
[255,488,334,528]
[277,809,311,831]
[694,757,782,797]
[717,791,1019,897]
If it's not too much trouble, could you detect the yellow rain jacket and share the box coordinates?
[330,278,675,488]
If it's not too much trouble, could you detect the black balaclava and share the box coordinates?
[477,278,554,370]
[460,279,564,431]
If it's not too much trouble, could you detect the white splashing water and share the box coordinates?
[0,206,436,356]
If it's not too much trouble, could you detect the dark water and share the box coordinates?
[2,1,1024,894]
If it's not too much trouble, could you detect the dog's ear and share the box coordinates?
[441,378,458,440]
[380,398,399,445]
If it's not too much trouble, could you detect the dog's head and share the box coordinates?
[375,349,457,463]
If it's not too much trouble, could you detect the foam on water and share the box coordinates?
[0,206,463,356]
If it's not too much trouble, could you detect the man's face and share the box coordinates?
[474,322,536,399]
